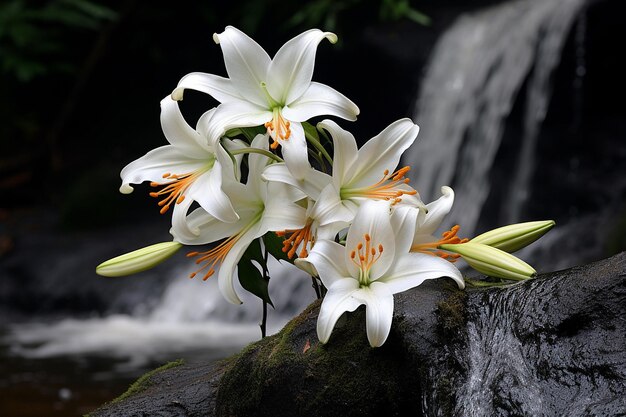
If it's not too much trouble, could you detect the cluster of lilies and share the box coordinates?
[97,27,554,347]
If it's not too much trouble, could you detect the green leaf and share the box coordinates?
[263,232,293,264]
[302,121,319,142]
[241,236,264,264]
[238,258,274,307]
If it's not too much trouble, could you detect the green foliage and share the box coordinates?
[263,232,293,264]
[0,0,117,82]
[238,0,430,35]
[238,238,274,307]
[289,0,431,31]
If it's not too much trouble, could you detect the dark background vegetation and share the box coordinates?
[0,0,466,236]
[2,0,625,282]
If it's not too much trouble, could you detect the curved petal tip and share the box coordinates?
[119,184,134,194]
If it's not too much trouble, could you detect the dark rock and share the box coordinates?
[90,252,626,417]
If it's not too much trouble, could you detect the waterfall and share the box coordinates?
[3,218,314,368]
[404,0,588,236]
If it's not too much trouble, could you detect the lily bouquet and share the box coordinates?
[97,27,554,347]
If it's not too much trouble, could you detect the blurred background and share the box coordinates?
[1,0,625,415]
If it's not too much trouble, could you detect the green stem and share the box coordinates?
[230,147,284,163]
[259,246,270,338]
[305,130,333,165]
[311,276,321,299]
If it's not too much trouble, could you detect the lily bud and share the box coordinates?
[440,242,536,281]
[96,242,182,277]
[470,220,555,253]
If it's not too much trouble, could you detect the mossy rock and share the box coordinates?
[89,252,626,416]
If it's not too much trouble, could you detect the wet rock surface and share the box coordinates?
[90,252,626,417]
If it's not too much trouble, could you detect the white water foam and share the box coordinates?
[5,257,314,368]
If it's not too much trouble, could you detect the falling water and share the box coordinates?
[404,0,588,236]
[3,217,314,368]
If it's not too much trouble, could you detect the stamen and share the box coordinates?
[411,225,469,262]
[150,171,200,214]
[350,233,384,285]
[187,235,240,281]
[265,108,291,148]
[276,220,315,259]
[342,166,418,204]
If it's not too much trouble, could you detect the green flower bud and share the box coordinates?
[470,220,555,253]
[96,241,182,277]
[440,242,536,281]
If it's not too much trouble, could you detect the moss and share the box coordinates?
[85,358,185,416]
[217,302,421,416]
[437,289,467,338]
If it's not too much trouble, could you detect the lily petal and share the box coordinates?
[160,97,208,157]
[344,200,395,281]
[262,163,331,200]
[310,184,354,227]
[202,101,271,145]
[316,278,361,344]
[218,221,265,304]
[283,82,359,122]
[317,120,358,189]
[390,205,418,255]
[187,160,238,224]
[279,122,310,180]
[213,26,270,107]
[352,282,394,347]
[170,206,241,245]
[306,240,351,288]
[171,72,241,103]
[262,190,307,233]
[170,191,197,240]
[379,252,465,293]
[119,145,209,194]
[418,186,455,238]
[266,29,337,105]
[347,119,419,188]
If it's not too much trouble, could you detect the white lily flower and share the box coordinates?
[305,200,464,347]
[170,134,306,305]
[312,119,423,229]
[171,26,360,180]
[120,97,243,231]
